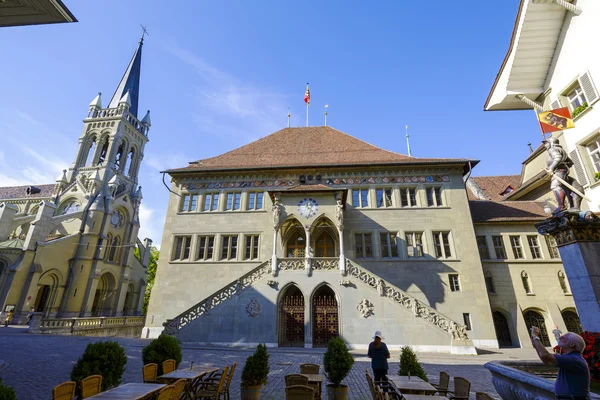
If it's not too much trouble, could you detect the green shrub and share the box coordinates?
[323,337,355,387]
[0,377,17,400]
[142,334,183,375]
[241,343,270,387]
[71,341,127,391]
[398,346,428,382]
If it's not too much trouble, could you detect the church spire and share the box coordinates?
[108,37,143,117]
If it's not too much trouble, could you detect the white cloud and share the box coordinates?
[138,204,162,249]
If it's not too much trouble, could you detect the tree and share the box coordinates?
[134,245,159,315]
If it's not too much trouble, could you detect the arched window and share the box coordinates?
[97,137,110,166]
[521,271,533,294]
[115,143,125,170]
[286,231,305,258]
[523,309,550,346]
[85,137,97,166]
[125,148,135,177]
[558,271,570,294]
[562,310,583,335]
[492,311,512,347]
[104,234,113,261]
[484,271,495,294]
[315,232,335,257]
[109,236,120,262]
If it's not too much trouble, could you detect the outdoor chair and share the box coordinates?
[285,374,309,387]
[156,385,176,400]
[143,363,159,383]
[448,377,471,400]
[365,370,401,400]
[203,362,237,400]
[162,359,177,375]
[432,371,450,395]
[169,379,187,400]
[299,363,320,374]
[52,381,76,400]
[80,375,102,399]
[475,392,495,400]
[196,365,229,399]
[285,384,315,400]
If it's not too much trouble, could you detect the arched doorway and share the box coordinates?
[34,285,52,313]
[278,285,305,347]
[312,285,339,347]
[122,284,135,316]
[523,310,550,346]
[91,273,116,317]
[492,311,513,347]
[286,231,306,258]
[562,310,583,335]
[315,232,335,257]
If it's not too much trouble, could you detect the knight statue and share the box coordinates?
[543,137,583,214]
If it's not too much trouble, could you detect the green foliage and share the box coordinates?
[323,337,355,387]
[241,343,270,387]
[572,102,588,119]
[142,334,183,375]
[398,346,428,382]
[134,246,159,315]
[594,172,600,182]
[0,377,17,400]
[71,341,127,391]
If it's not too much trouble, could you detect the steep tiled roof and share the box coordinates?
[0,184,55,200]
[167,127,476,173]
[469,200,547,222]
[467,175,522,202]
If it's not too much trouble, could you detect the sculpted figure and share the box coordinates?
[377,279,386,297]
[335,197,344,229]
[272,196,283,228]
[543,137,583,213]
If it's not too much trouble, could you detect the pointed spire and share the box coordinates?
[141,110,151,126]
[119,91,132,108]
[108,38,143,117]
[89,92,102,109]
[56,169,68,184]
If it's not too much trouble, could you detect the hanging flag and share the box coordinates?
[537,107,575,134]
[304,84,310,105]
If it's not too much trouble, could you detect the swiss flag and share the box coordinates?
[304,84,310,105]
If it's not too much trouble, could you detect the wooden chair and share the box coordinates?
[285,374,309,387]
[204,363,237,400]
[169,379,187,400]
[432,371,450,395]
[163,359,177,375]
[285,385,315,400]
[196,365,229,399]
[365,370,400,400]
[143,363,159,383]
[299,363,320,374]
[80,375,102,399]
[476,392,495,400]
[156,385,176,400]
[449,377,471,400]
[52,381,76,400]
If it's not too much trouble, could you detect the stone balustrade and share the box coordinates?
[31,314,145,337]
[87,107,147,136]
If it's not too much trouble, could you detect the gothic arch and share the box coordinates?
[522,307,550,346]
[277,283,306,347]
[310,215,338,257]
[124,146,136,177]
[310,282,341,347]
[115,138,129,172]
[94,133,111,166]
[92,271,117,317]
[491,308,513,347]
[35,269,64,315]
[561,308,583,335]
[83,133,98,166]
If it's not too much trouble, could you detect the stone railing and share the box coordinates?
[163,260,271,335]
[277,257,338,271]
[345,259,469,340]
[278,258,304,270]
[32,315,145,337]
[312,257,338,270]
[87,107,147,136]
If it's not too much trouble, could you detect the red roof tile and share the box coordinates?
[469,200,548,222]
[167,127,476,173]
[468,175,522,202]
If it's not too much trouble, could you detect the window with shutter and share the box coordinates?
[569,149,589,186]
[580,71,599,105]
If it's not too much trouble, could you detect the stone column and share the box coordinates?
[0,203,18,241]
[305,228,311,276]
[271,229,278,275]
[536,210,600,332]
[335,196,345,274]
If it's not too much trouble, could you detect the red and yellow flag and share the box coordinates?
[304,84,310,105]
[537,107,575,134]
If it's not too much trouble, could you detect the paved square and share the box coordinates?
[0,326,541,399]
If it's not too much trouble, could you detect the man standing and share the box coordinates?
[531,326,590,399]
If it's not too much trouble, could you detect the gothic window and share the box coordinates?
[523,310,550,346]
[287,232,305,258]
[125,148,135,177]
[562,310,583,335]
[493,311,513,347]
[98,137,109,166]
[558,271,570,294]
[521,271,533,294]
[104,234,113,261]
[315,232,335,257]
[115,143,125,170]
[61,201,81,215]
[85,138,97,166]
[405,232,424,257]
[109,236,120,262]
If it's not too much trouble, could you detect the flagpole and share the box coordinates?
[306,102,309,127]
[405,125,412,156]
[324,104,328,126]
[287,107,291,128]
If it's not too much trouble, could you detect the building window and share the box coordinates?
[510,236,524,259]
[463,313,472,331]
[426,187,443,207]
[476,236,490,259]
[566,84,587,112]
[203,193,219,212]
[558,271,570,294]
[226,192,242,211]
[352,189,369,208]
[172,235,192,261]
[354,233,373,258]
[545,236,560,259]
[197,235,215,261]
[181,195,189,212]
[492,236,507,259]
[221,235,238,260]
[405,232,424,257]
[432,231,452,259]
[247,192,264,210]
[521,271,533,294]
[449,274,460,292]
[527,235,542,259]
[485,272,495,294]
[376,188,393,208]
[245,235,260,260]
[400,187,418,207]
[585,138,600,173]
[380,232,399,258]
[180,194,199,212]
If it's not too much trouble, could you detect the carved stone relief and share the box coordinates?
[246,298,261,318]
[357,299,374,318]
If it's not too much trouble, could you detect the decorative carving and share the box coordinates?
[312,258,338,270]
[267,280,277,288]
[339,280,352,286]
[246,298,261,317]
[278,258,304,270]
[536,210,600,247]
[377,279,386,297]
[272,196,283,229]
[335,197,344,230]
[357,299,374,318]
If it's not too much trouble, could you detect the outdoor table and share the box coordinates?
[158,366,219,400]
[387,376,437,395]
[300,374,323,399]
[86,383,165,399]
[402,395,440,400]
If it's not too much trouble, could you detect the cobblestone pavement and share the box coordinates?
[0,326,541,399]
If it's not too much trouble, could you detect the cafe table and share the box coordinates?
[300,374,323,400]
[86,383,165,399]
[158,366,220,400]
[387,376,437,395]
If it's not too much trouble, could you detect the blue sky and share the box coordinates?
[0,0,541,247]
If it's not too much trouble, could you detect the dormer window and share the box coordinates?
[500,186,514,196]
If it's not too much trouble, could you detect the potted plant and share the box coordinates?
[398,346,428,381]
[323,337,355,400]
[240,343,270,400]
